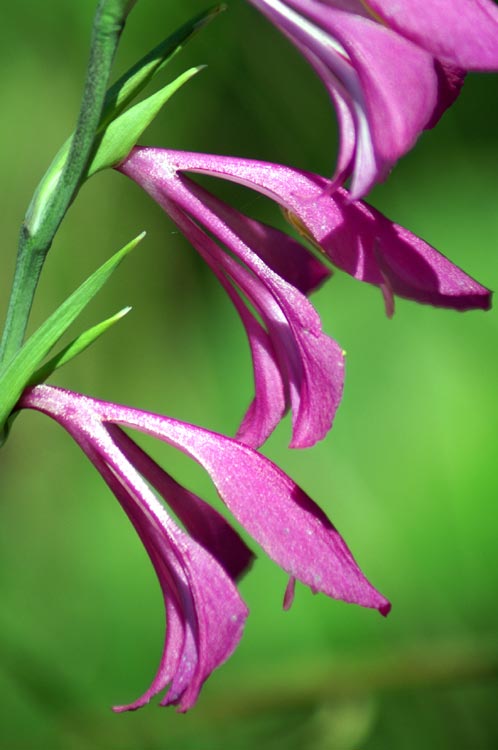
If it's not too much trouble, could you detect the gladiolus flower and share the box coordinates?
[18,384,390,711]
[119,148,345,450]
[246,0,498,197]
[118,147,490,445]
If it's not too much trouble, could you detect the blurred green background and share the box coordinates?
[1,1,497,748]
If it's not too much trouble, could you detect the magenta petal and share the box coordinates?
[171,175,345,448]
[96,454,248,713]
[314,192,493,311]
[212,242,344,448]
[248,0,437,194]
[109,426,255,581]
[112,508,247,713]
[290,2,437,193]
[234,309,288,448]
[159,529,248,712]
[120,149,345,448]
[367,0,498,70]
[426,61,466,130]
[91,438,248,713]
[329,13,436,185]
[161,196,288,448]
[172,151,490,312]
[95,403,390,615]
[19,386,248,713]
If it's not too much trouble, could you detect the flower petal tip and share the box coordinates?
[379,600,392,617]
[283,576,296,610]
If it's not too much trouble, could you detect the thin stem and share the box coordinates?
[0,0,135,369]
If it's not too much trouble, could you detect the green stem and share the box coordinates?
[0,0,135,369]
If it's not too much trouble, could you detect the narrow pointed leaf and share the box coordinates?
[87,68,203,177]
[29,306,132,385]
[0,233,143,430]
[25,6,224,231]
[101,4,225,127]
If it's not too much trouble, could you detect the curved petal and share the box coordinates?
[108,425,255,581]
[174,175,345,447]
[367,0,498,70]
[120,149,345,448]
[249,0,437,195]
[89,397,391,616]
[19,386,248,713]
[162,195,288,448]
[164,150,491,311]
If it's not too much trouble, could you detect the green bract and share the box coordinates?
[29,306,132,385]
[87,67,203,176]
[25,5,224,235]
[0,233,144,437]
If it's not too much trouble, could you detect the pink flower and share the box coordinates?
[19,384,390,711]
[119,148,344,450]
[246,0,498,196]
[118,147,490,444]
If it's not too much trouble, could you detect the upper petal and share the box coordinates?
[366,0,498,70]
[248,0,437,195]
[165,151,491,311]
[287,0,438,193]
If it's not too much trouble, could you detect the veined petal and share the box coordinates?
[367,0,498,70]
[248,0,437,195]
[287,0,437,193]
[174,175,345,447]
[165,150,491,311]
[119,148,345,448]
[19,386,248,713]
[85,396,390,615]
[108,425,255,581]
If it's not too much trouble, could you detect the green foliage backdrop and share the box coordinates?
[1,2,497,748]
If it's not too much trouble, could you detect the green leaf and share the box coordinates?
[25,5,225,235]
[101,4,225,128]
[29,306,132,385]
[0,233,144,431]
[87,66,203,176]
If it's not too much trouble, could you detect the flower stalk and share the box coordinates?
[0,0,136,369]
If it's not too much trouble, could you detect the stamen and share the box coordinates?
[281,207,326,255]
[359,0,387,26]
